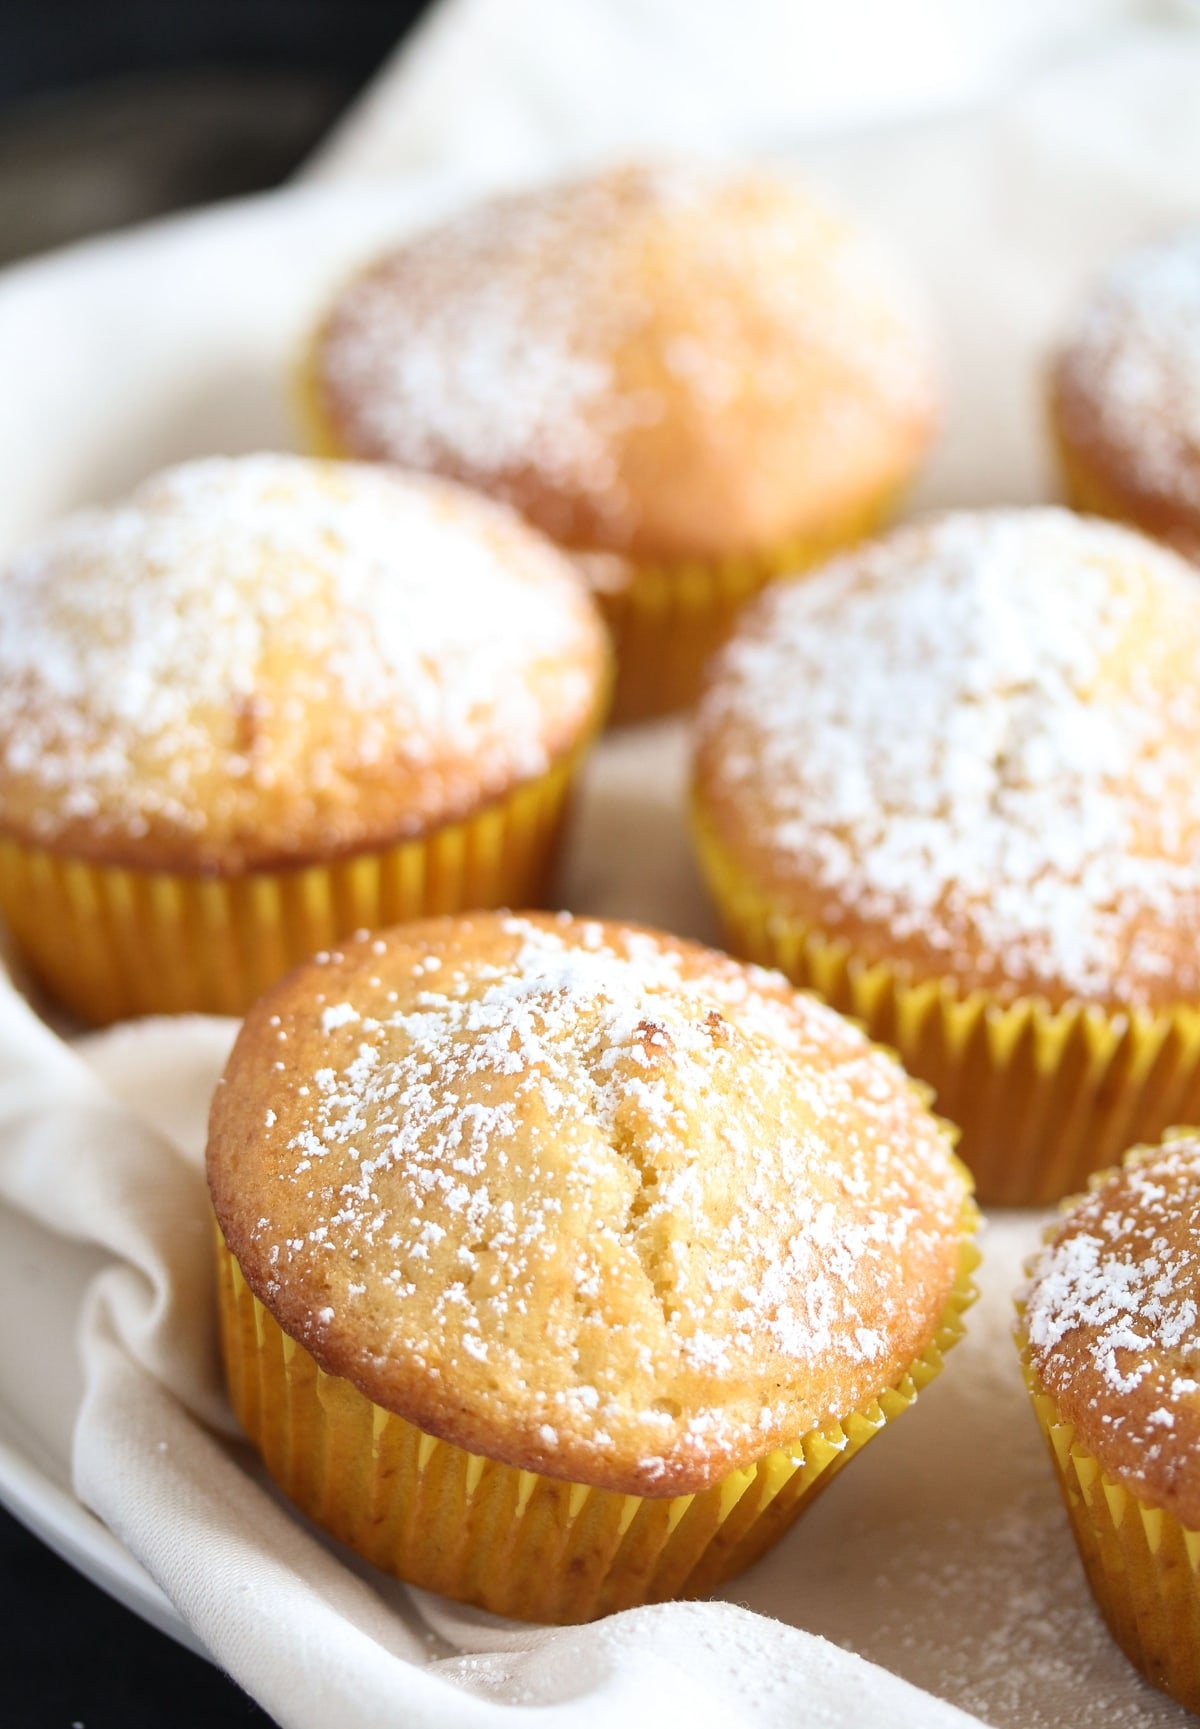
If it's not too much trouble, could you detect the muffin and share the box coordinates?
[208,911,976,1623]
[303,162,940,721]
[1017,1130,1200,1711]
[692,508,1200,1205]
[0,455,609,1023]
[1051,231,1200,559]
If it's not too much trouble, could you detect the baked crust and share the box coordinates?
[1023,1132,1200,1530]
[306,162,939,565]
[0,455,609,873]
[1051,232,1200,558]
[207,911,969,1497]
[694,508,1200,1013]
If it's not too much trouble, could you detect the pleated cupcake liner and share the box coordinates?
[0,752,588,1025]
[595,494,898,725]
[1016,1305,1200,1714]
[692,807,1200,1207]
[216,1202,978,1626]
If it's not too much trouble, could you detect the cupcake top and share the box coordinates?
[1052,232,1200,553]
[1022,1131,1200,1528]
[207,911,971,1496]
[694,509,1200,1011]
[0,455,607,873]
[308,162,939,564]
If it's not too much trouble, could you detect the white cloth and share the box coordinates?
[4,3,1200,1726]
[308,0,1140,184]
[0,980,985,1729]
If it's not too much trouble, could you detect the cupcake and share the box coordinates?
[1051,231,1200,559]
[303,163,940,722]
[1017,1130,1200,1712]
[208,911,976,1623]
[0,455,608,1023]
[692,508,1200,1206]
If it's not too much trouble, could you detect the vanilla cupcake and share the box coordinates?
[0,456,608,1022]
[1051,231,1200,558]
[209,911,976,1623]
[1018,1130,1200,1711]
[303,163,940,721]
[693,509,1200,1205]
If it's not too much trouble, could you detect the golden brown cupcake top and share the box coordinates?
[307,162,939,564]
[1022,1132,1200,1529]
[0,454,607,874]
[1051,233,1200,555]
[207,911,970,1496]
[694,508,1200,1012]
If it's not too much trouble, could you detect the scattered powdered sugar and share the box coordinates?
[839,1489,1166,1729]
[696,508,1200,1006]
[0,454,600,854]
[1023,1134,1200,1494]
[316,162,935,548]
[1056,231,1200,519]
[238,914,964,1473]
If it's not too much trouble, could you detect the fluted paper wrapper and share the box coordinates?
[0,752,590,1024]
[595,496,898,724]
[216,1209,978,1625]
[1017,1328,1200,1714]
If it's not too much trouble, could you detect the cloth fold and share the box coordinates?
[0,1001,985,1729]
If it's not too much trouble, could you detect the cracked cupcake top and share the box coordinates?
[207,911,971,1495]
[0,454,607,872]
[1022,1131,1200,1528]
[694,508,1200,1011]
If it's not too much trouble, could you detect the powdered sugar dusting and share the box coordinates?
[1056,231,1200,525]
[1024,1133,1200,1505]
[223,913,966,1484]
[315,163,935,549]
[696,509,1200,1007]
[0,454,603,860]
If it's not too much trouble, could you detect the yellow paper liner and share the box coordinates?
[595,496,897,725]
[1016,1310,1200,1711]
[0,752,588,1025]
[1014,1132,1200,1710]
[693,803,1200,1207]
[216,1202,978,1625]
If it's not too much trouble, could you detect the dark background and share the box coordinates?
[0,0,432,264]
[1,3,429,1723]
